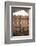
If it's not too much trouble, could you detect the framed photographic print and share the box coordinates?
[5,1,35,44]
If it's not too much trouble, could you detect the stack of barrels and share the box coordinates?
[12,15,29,36]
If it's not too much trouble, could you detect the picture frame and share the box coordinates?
[5,1,35,44]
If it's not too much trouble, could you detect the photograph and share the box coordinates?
[12,7,30,36]
[5,2,35,44]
